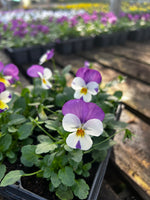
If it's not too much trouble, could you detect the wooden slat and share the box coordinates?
[101,46,150,65]
[79,49,150,84]
[55,53,150,119]
[125,41,150,53]
[112,109,150,200]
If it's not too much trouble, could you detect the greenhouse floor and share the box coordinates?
[0,40,150,200]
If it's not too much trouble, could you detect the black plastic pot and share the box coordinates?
[5,47,30,66]
[28,45,43,64]
[72,38,84,53]
[94,33,112,47]
[0,150,111,200]
[41,43,55,54]
[55,39,73,55]
[82,37,95,50]
[117,31,128,45]
[127,29,143,42]
[0,105,122,200]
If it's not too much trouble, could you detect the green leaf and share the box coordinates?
[36,135,57,154]
[55,93,66,107]
[45,120,59,131]
[93,137,115,151]
[36,142,57,154]
[0,170,24,187]
[73,179,89,199]
[8,126,17,133]
[6,151,15,159]
[0,134,12,152]
[8,114,26,125]
[18,122,34,140]
[14,97,26,111]
[64,145,73,152]
[0,152,3,160]
[51,172,61,188]
[92,149,108,162]
[103,113,115,123]
[123,129,135,141]
[70,150,83,163]
[62,65,72,74]
[21,145,39,167]
[63,87,74,100]
[58,166,75,187]
[56,186,73,200]
[113,91,123,100]
[0,164,6,181]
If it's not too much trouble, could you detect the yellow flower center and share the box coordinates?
[80,87,87,95]
[0,100,8,110]
[42,78,46,84]
[76,128,85,137]
[0,78,9,87]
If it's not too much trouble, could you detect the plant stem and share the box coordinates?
[84,128,125,154]
[31,118,57,141]
[23,169,42,177]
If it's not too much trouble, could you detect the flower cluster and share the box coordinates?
[0,62,19,112]
[0,49,132,200]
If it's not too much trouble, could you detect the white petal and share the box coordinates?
[63,114,81,132]
[83,119,103,136]
[66,132,79,149]
[87,82,99,95]
[0,91,11,103]
[71,77,86,90]
[74,90,83,99]
[37,71,43,79]
[43,68,52,79]
[41,80,52,90]
[66,132,93,150]
[83,93,92,102]
[79,134,93,150]
[39,54,47,65]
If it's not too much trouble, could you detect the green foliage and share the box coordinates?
[58,166,75,187]
[0,59,134,200]
[73,179,89,199]
[0,170,24,187]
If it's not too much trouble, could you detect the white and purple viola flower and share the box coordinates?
[0,62,19,85]
[71,67,102,102]
[27,65,52,90]
[62,99,105,150]
[0,82,12,113]
[39,49,54,65]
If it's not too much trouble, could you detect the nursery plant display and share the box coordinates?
[0,49,133,200]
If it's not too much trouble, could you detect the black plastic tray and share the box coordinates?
[0,104,123,200]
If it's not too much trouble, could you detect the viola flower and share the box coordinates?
[0,82,12,113]
[71,67,102,102]
[39,49,54,65]
[62,99,104,150]
[0,62,19,84]
[3,64,19,84]
[27,65,52,90]
[27,65,44,78]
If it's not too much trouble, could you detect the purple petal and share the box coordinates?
[76,141,81,149]
[46,49,54,60]
[84,61,90,68]
[0,82,6,93]
[27,65,44,77]
[76,67,102,84]
[3,64,19,81]
[62,99,105,123]
[0,61,4,72]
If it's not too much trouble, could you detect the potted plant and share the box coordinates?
[0,49,133,200]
